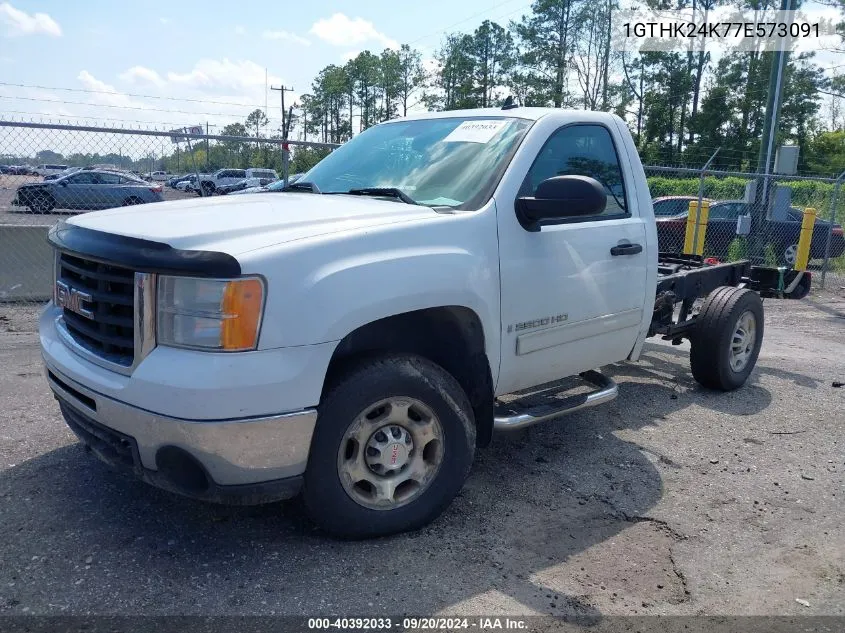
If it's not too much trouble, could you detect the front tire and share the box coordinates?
[303,354,476,539]
[28,191,54,214]
[782,243,798,267]
[690,287,764,391]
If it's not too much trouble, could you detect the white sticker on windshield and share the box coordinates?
[442,120,510,144]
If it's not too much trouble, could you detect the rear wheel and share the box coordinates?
[782,243,798,267]
[690,286,764,391]
[303,354,476,539]
[28,191,54,214]
[201,182,215,196]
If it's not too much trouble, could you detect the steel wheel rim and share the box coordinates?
[784,244,797,265]
[730,310,757,372]
[337,397,444,511]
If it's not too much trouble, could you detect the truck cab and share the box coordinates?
[42,107,761,539]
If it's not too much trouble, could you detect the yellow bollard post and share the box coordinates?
[694,200,710,256]
[683,200,700,255]
[794,207,816,271]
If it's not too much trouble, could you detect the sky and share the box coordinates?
[1,0,843,142]
[0,0,536,136]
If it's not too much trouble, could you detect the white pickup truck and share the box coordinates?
[40,107,808,538]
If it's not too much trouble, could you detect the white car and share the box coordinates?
[39,107,805,538]
[195,168,278,195]
[175,174,207,191]
[35,164,70,177]
[146,171,169,182]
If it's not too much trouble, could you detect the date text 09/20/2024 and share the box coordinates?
[307,617,529,630]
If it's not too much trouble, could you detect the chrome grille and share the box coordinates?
[57,252,135,366]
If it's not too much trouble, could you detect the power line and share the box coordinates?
[0,81,267,109]
[0,94,260,118]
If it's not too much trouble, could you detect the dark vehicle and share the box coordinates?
[216,176,279,195]
[167,174,191,188]
[12,169,164,214]
[227,173,304,195]
[1,165,34,175]
[655,199,845,265]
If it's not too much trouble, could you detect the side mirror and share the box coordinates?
[516,175,607,230]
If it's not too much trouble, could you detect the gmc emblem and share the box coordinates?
[55,281,94,319]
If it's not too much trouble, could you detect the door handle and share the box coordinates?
[610,243,643,256]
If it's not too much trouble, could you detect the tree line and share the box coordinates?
[290,0,845,175]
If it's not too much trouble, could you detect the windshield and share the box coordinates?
[301,117,532,209]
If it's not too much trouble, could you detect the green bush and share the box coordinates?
[646,175,845,225]
[727,238,748,262]
[764,243,779,267]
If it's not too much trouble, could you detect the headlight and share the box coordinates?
[156,276,265,351]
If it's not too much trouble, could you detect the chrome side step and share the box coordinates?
[493,370,618,431]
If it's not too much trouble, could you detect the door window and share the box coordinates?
[66,172,96,184]
[520,124,628,217]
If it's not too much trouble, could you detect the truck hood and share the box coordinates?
[67,192,439,255]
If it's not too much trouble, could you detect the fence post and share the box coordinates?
[820,170,845,290]
[692,148,720,257]
[794,207,816,271]
[684,200,700,255]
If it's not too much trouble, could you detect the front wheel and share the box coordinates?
[782,243,798,267]
[28,192,54,214]
[690,287,764,391]
[303,354,476,538]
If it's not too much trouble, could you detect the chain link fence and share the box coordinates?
[2,120,844,312]
[0,120,338,306]
[645,165,845,291]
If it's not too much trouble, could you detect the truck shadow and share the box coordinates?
[0,344,777,617]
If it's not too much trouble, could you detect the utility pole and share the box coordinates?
[271,85,295,185]
[205,121,210,172]
[270,85,294,140]
[751,0,794,261]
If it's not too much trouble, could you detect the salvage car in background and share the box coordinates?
[12,169,164,213]
[227,173,304,195]
[655,199,845,265]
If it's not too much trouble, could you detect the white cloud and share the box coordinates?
[159,17,170,25]
[166,58,281,95]
[309,13,398,50]
[341,50,360,62]
[119,65,166,87]
[77,71,138,108]
[0,2,61,37]
[262,30,310,46]
[234,25,246,35]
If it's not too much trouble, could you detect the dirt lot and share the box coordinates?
[0,295,843,619]
[0,174,197,225]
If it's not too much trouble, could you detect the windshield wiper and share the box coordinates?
[281,181,321,193]
[342,187,419,206]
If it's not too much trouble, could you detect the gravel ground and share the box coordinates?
[0,294,843,619]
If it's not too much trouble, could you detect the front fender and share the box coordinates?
[242,208,502,382]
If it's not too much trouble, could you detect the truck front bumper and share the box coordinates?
[46,365,317,504]
[39,304,333,505]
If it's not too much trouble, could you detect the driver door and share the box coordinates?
[496,123,649,394]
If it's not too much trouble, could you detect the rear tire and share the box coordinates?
[201,182,215,196]
[690,286,764,391]
[28,192,54,214]
[303,354,476,539]
[790,272,812,300]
